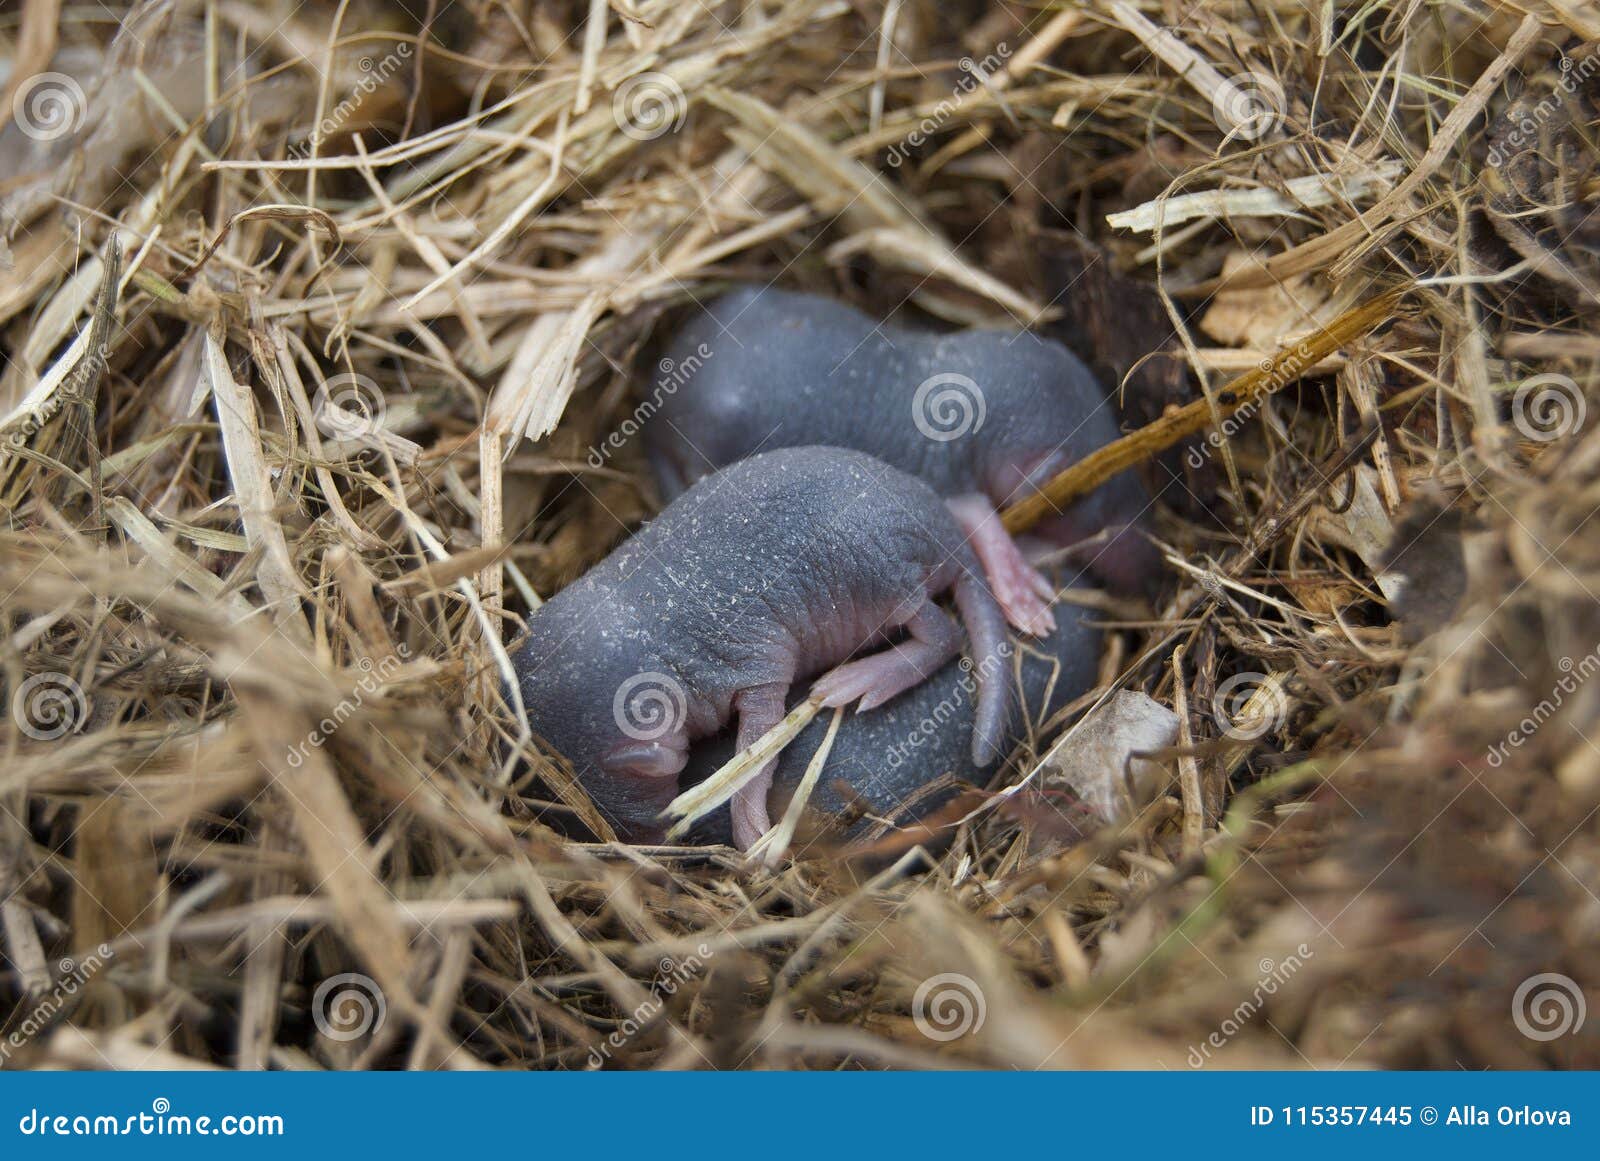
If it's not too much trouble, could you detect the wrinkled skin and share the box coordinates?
[682,598,1103,847]
[512,447,1010,849]
[646,286,1161,610]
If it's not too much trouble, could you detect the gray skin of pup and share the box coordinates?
[645,286,1161,617]
[512,446,1010,850]
[682,602,1101,847]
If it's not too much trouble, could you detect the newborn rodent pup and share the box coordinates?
[512,446,1010,850]
[682,601,1103,848]
[646,286,1160,632]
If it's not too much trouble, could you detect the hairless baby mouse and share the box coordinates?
[646,286,1160,632]
[513,446,1009,850]
[682,600,1103,848]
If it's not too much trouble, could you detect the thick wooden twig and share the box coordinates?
[1001,285,1408,534]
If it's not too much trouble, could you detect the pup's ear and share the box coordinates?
[600,739,688,781]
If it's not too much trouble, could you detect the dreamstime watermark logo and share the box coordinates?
[912,373,985,442]
[1485,645,1600,768]
[884,642,1012,770]
[587,343,713,468]
[12,72,86,142]
[884,45,1011,168]
[1185,344,1319,468]
[3,339,115,463]
[613,672,687,742]
[1186,389,1264,468]
[588,946,711,1067]
[16,1098,284,1137]
[1187,945,1313,1067]
[912,972,986,1041]
[11,672,88,741]
[1511,373,1585,442]
[1211,71,1284,142]
[1212,672,1288,741]
[0,944,114,1061]
[312,972,387,1042]
[313,372,388,442]
[287,43,413,159]
[612,72,687,142]
[1512,972,1586,1042]
[285,645,410,768]
[1487,50,1600,168]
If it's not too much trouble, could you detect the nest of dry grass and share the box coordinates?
[2,0,1599,1070]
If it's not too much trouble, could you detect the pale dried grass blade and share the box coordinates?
[664,698,822,837]
[1107,162,1404,233]
[202,329,308,623]
[747,707,844,865]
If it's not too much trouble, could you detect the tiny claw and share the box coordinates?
[809,669,858,710]
[947,495,1058,636]
[996,584,1056,637]
[855,686,895,713]
[814,649,937,713]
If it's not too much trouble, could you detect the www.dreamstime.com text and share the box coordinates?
[17,1099,284,1138]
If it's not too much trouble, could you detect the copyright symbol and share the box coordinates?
[1420,1106,1438,1125]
